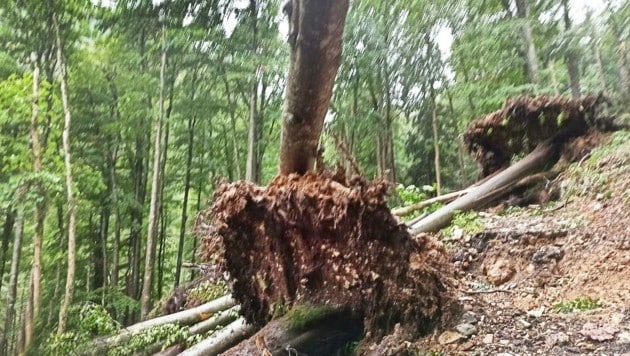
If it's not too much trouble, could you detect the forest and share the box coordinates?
[0,0,629,355]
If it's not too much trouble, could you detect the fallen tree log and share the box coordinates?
[409,140,560,233]
[178,317,256,356]
[80,295,235,355]
[132,306,240,356]
[391,188,472,217]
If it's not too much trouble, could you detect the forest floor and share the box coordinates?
[412,131,630,355]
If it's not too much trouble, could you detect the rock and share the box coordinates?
[580,322,618,342]
[617,331,630,344]
[496,353,514,356]
[518,319,532,328]
[461,311,478,324]
[499,339,510,346]
[527,306,545,318]
[485,258,516,285]
[455,323,477,337]
[546,332,570,347]
[482,334,494,344]
[459,341,475,351]
[532,246,564,264]
[438,330,465,345]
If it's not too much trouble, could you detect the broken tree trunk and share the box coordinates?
[81,295,235,355]
[392,188,473,217]
[409,140,560,233]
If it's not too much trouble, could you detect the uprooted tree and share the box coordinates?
[193,0,454,354]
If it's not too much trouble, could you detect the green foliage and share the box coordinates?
[108,323,201,356]
[442,211,484,237]
[553,297,603,313]
[45,303,119,355]
[187,281,229,304]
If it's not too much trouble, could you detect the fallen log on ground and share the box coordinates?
[392,188,472,217]
[409,141,560,233]
[132,306,240,356]
[178,317,256,356]
[80,295,235,355]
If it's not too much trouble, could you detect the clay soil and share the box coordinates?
[408,132,630,355]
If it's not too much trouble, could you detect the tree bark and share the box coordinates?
[0,210,15,295]
[55,13,79,335]
[431,98,442,195]
[515,0,539,84]
[618,42,630,102]
[24,51,45,354]
[246,0,261,183]
[0,210,23,355]
[178,318,256,356]
[562,0,581,98]
[278,0,350,174]
[141,21,167,319]
[410,141,559,233]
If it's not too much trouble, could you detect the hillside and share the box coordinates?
[402,131,630,355]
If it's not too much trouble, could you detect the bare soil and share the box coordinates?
[408,132,630,355]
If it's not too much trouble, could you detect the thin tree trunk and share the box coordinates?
[24,52,45,355]
[0,210,15,295]
[175,96,197,286]
[55,13,78,334]
[141,22,167,319]
[157,122,170,298]
[562,0,581,98]
[515,0,539,84]
[246,0,260,183]
[0,210,23,355]
[618,42,630,102]
[279,0,350,174]
[593,40,608,95]
[431,100,442,195]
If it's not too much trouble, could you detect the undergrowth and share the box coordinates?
[552,296,604,313]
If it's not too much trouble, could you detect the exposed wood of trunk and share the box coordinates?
[515,0,539,84]
[278,0,350,174]
[178,318,255,356]
[0,210,23,355]
[55,13,79,335]
[24,52,45,354]
[562,0,581,98]
[410,141,558,233]
[141,22,167,319]
[83,295,236,355]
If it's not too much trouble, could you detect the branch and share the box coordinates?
[392,189,473,217]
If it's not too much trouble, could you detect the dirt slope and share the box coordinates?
[411,131,630,355]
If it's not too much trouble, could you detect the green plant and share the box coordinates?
[442,211,484,237]
[187,281,229,304]
[552,297,603,313]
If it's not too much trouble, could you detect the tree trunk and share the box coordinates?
[140,21,167,319]
[0,210,23,355]
[246,0,261,183]
[24,51,45,354]
[593,41,607,95]
[562,0,581,98]
[618,42,630,102]
[55,13,79,334]
[431,98,442,195]
[157,122,170,297]
[410,141,559,233]
[0,210,15,295]
[515,0,539,84]
[175,67,197,286]
[278,0,350,174]
[82,295,236,355]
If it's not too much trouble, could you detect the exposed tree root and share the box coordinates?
[195,171,453,345]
